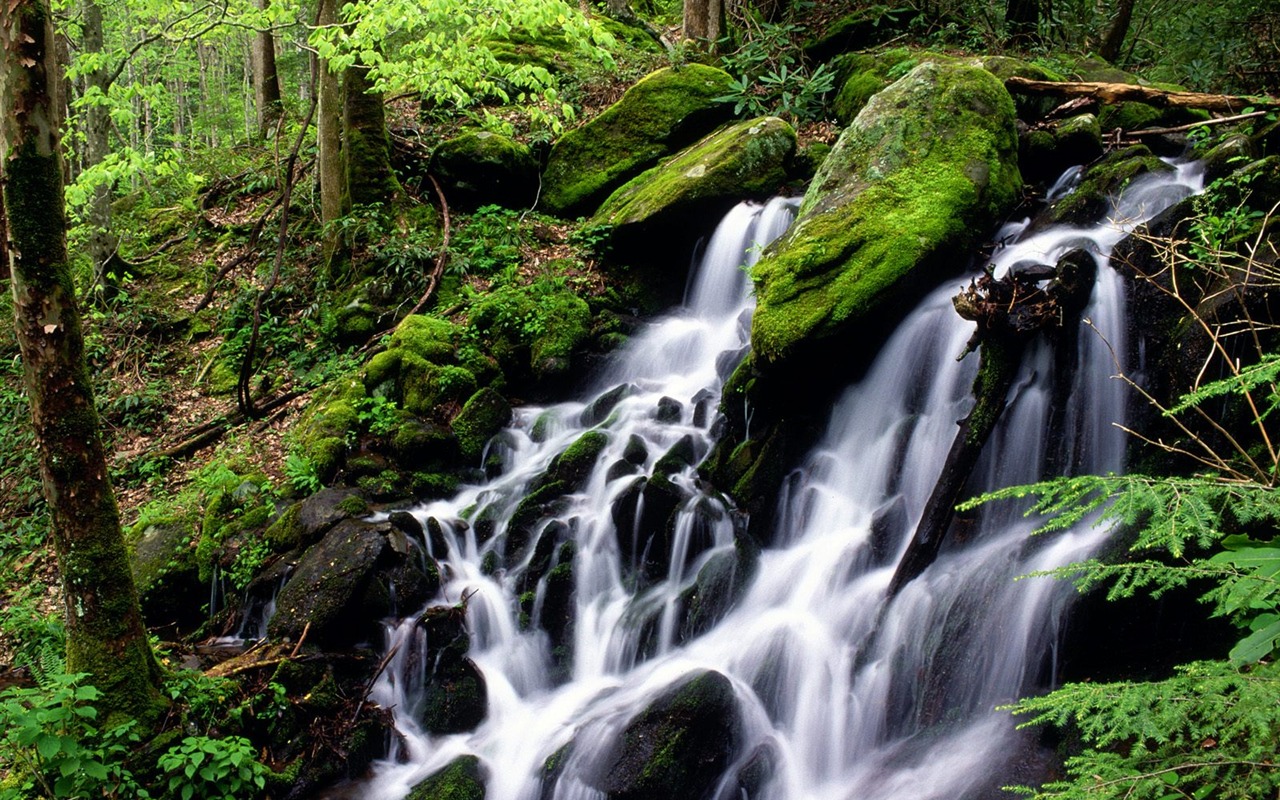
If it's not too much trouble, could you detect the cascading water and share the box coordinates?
[351,163,1203,800]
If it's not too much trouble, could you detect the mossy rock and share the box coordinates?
[597,670,740,800]
[451,387,513,462]
[430,131,539,212]
[592,117,796,247]
[975,55,1065,120]
[541,64,737,218]
[1098,101,1209,133]
[390,314,465,363]
[1062,56,1139,84]
[1049,144,1173,224]
[468,282,592,382]
[407,755,487,800]
[750,61,1021,378]
[829,48,919,125]
[268,519,395,647]
[128,515,203,634]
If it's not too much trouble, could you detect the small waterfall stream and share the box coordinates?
[353,164,1203,800]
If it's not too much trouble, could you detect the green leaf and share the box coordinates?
[1229,614,1280,663]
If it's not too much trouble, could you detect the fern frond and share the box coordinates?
[1007,660,1280,799]
[1165,352,1280,417]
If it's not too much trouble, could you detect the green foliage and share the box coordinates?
[283,452,323,495]
[1005,660,1280,800]
[156,735,267,800]
[355,394,401,436]
[312,0,616,134]
[0,673,146,800]
[714,19,834,121]
[452,205,527,276]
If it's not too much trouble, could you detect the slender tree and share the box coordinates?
[0,0,163,721]
[683,0,724,42]
[1098,0,1137,62]
[252,0,283,139]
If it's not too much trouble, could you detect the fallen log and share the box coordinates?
[1005,77,1279,115]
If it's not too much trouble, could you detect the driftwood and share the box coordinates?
[1005,76,1280,114]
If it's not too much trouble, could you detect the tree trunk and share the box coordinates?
[252,0,283,140]
[82,0,117,301]
[683,0,723,43]
[0,0,163,721]
[342,64,399,209]
[316,0,344,268]
[1097,0,1136,63]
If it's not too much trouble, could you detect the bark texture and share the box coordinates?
[252,0,283,140]
[1005,77,1278,114]
[683,0,724,42]
[0,0,162,720]
[316,0,344,267]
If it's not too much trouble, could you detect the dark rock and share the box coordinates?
[453,387,514,463]
[430,129,539,212]
[419,605,488,735]
[654,396,682,423]
[598,670,741,800]
[622,434,649,465]
[582,383,635,426]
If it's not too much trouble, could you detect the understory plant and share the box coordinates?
[963,176,1280,798]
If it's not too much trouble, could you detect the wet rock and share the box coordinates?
[678,538,758,641]
[582,383,635,426]
[419,605,488,734]
[598,670,741,800]
[654,396,683,423]
[622,434,649,465]
[452,387,514,463]
[407,754,487,800]
[1048,144,1173,225]
[129,517,203,635]
[269,518,396,647]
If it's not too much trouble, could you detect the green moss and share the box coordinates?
[541,64,737,217]
[592,117,797,231]
[391,315,463,363]
[468,280,592,381]
[402,355,478,417]
[834,71,890,125]
[750,61,1020,369]
[364,349,402,391]
[1050,145,1173,224]
[263,504,304,551]
[406,754,486,800]
[452,387,513,462]
[550,430,609,488]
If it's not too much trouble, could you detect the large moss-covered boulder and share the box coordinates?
[597,670,740,800]
[592,117,796,248]
[1020,113,1104,186]
[541,65,736,218]
[750,60,1021,377]
[129,515,202,634]
[430,131,539,212]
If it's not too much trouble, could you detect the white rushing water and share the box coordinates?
[352,164,1203,800]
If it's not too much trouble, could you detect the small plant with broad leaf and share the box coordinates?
[156,735,266,800]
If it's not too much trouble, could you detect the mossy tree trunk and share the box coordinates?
[342,64,400,210]
[0,0,164,721]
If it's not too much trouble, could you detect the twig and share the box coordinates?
[289,621,311,658]
[1126,109,1269,137]
[351,643,400,724]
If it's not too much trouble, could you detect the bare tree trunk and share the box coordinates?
[82,0,118,300]
[252,0,283,140]
[316,0,345,269]
[1098,0,1136,62]
[683,0,724,42]
[0,0,163,721]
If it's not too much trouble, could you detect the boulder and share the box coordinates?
[429,131,539,212]
[541,65,737,218]
[129,516,203,635]
[452,387,513,463]
[750,60,1021,380]
[269,517,438,648]
[597,670,741,800]
[591,117,796,249]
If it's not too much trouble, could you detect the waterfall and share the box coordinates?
[351,164,1203,800]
